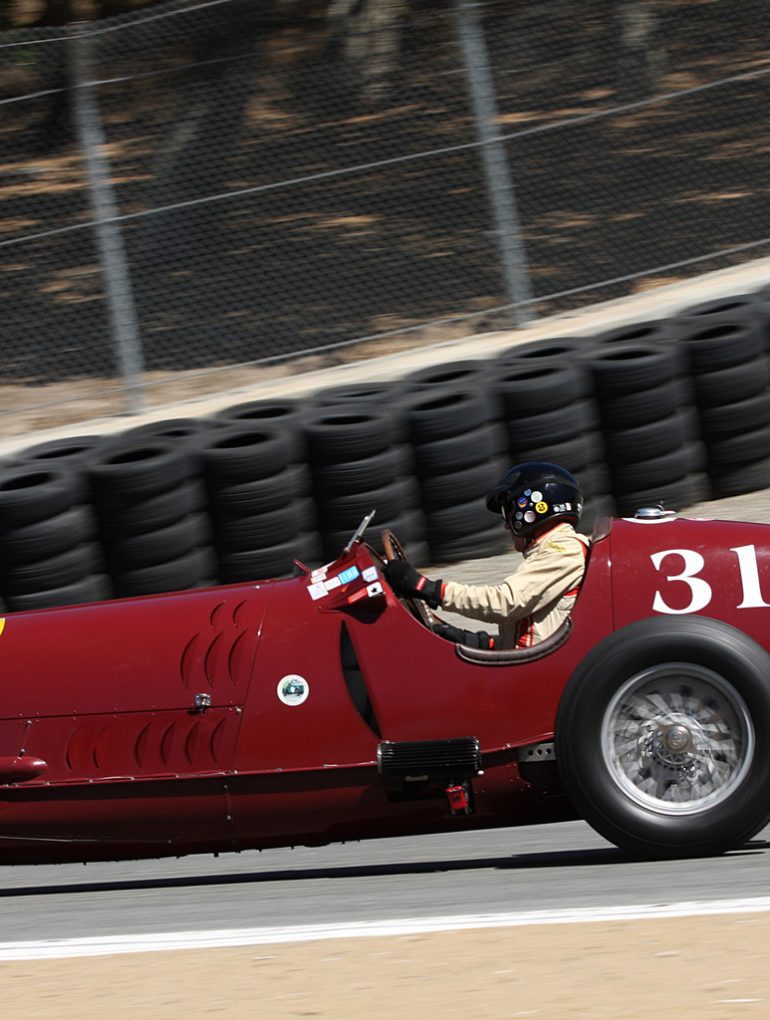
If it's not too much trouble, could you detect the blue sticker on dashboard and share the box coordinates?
[337,566,360,585]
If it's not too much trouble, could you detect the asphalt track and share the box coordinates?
[0,819,768,949]
[2,489,770,952]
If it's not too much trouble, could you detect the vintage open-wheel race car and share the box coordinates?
[0,506,769,865]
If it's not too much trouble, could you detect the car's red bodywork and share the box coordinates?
[1,512,770,864]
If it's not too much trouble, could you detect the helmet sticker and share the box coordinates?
[277,674,310,706]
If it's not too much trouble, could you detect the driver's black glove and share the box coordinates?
[383,560,443,609]
[433,621,496,649]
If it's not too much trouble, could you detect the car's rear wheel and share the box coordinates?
[555,616,770,858]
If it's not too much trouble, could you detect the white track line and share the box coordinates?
[3,897,770,960]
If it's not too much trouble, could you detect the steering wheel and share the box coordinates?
[381,529,435,630]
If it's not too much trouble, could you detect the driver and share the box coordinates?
[383,462,589,649]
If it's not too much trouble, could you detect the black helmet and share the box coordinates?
[486,462,582,537]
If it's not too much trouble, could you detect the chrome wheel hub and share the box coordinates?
[601,664,754,815]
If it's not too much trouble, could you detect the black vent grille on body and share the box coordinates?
[377,737,482,781]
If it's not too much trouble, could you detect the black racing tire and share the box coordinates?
[610,444,697,492]
[218,538,315,583]
[506,400,599,448]
[88,441,192,500]
[429,524,510,564]
[614,472,712,516]
[405,359,492,390]
[107,513,211,570]
[412,422,508,475]
[2,543,102,596]
[214,397,305,425]
[4,573,113,611]
[0,467,84,528]
[598,379,683,430]
[111,547,215,597]
[214,499,312,550]
[699,391,770,440]
[676,320,764,372]
[707,424,770,471]
[14,434,106,472]
[95,480,206,537]
[323,509,427,564]
[593,318,682,348]
[494,335,598,370]
[198,426,294,484]
[677,294,770,347]
[426,496,492,540]
[0,505,98,564]
[318,478,419,530]
[366,508,426,545]
[580,461,613,500]
[419,458,508,512]
[208,463,310,519]
[303,409,399,464]
[311,447,413,497]
[588,344,681,397]
[555,616,770,858]
[492,362,584,417]
[693,358,770,409]
[312,381,403,407]
[116,418,221,456]
[605,411,691,464]
[510,432,605,474]
[213,400,308,460]
[404,389,492,444]
[709,456,770,498]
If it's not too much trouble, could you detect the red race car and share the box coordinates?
[1,507,769,864]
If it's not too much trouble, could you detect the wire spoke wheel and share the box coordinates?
[602,664,754,816]
[556,616,770,857]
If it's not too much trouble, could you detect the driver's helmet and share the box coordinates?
[486,462,582,538]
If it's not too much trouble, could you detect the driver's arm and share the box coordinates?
[432,621,496,649]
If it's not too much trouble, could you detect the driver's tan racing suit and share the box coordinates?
[439,522,590,649]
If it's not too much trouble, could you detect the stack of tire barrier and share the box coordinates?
[0,463,111,611]
[302,405,428,565]
[86,438,216,597]
[198,421,321,581]
[489,339,614,534]
[213,396,315,512]
[398,379,508,565]
[678,292,770,352]
[9,285,770,615]
[672,312,770,497]
[584,332,710,517]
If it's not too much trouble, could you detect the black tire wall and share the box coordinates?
[3,286,770,606]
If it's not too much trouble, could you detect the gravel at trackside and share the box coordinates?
[420,487,770,631]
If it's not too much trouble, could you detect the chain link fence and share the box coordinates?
[2,0,770,427]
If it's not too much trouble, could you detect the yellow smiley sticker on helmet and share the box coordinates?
[535,501,548,514]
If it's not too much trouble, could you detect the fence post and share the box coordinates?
[453,0,534,327]
[69,23,146,414]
